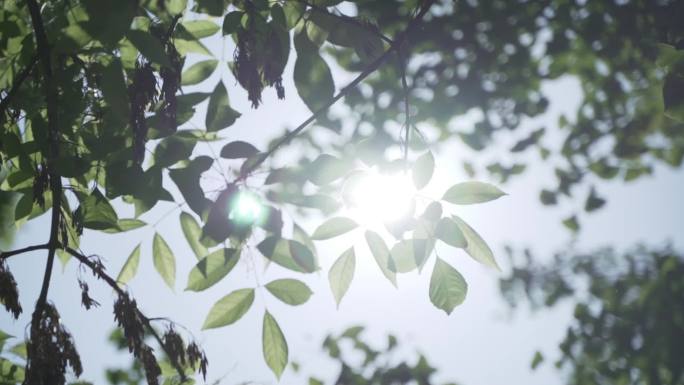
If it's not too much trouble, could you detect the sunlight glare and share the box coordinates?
[346,171,416,224]
[228,191,264,226]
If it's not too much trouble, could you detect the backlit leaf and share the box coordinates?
[429,257,468,315]
[311,217,358,240]
[153,233,176,289]
[186,248,240,291]
[452,216,500,270]
[203,288,254,329]
[329,247,355,308]
[265,279,313,306]
[442,181,506,204]
[257,236,317,273]
[412,151,435,190]
[263,311,288,379]
[364,231,397,287]
[116,244,141,286]
[180,211,208,260]
[181,20,220,38]
[435,217,467,248]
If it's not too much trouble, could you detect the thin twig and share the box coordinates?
[238,0,436,180]
[0,243,50,260]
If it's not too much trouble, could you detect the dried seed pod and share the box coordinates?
[0,261,22,319]
[25,304,83,385]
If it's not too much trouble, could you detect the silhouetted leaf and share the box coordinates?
[220,141,260,159]
[206,81,241,131]
[181,59,218,86]
[294,30,334,112]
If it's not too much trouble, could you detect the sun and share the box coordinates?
[343,170,416,226]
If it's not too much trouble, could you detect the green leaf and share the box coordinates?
[265,279,313,306]
[169,156,213,217]
[531,351,544,370]
[220,141,260,159]
[412,151,435,190]
[262,311,288,379]
[102,218,146,233]
[154,135,197,167]
[434,217,467,248]
[222,11,244,35]
[452,216,500,270]
[186,249,240,291]
[100,58,130,118]
[116,244,141,286]
[294,30,334,112]
[153,233,176,289]
[181,20,220,38]
[562,215,580,232]
[78,188,118,230]
[442,181,506,204]
[307,154,348,185]
[202,288,255,329]
[328,247,355,308]
[389,238,430,273]
[364,231,397,287]
[181,59,218,86]
[180,212,208,260]
[429,257,468,315]
[206,81,241,131]
[257,236,317,273]
[126,30,171,67]
[311,217,358,240]
[584,187,606,212]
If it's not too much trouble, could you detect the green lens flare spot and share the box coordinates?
[228,191,263,226]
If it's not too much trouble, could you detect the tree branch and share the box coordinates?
[239,0,436,179]
[26,0,62,318]
[64,247,189,382]
[0,243,49,261]
[0,54,38,119]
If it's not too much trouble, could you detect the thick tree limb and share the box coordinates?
[239,0,436,179]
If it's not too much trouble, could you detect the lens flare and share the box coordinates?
[228,191,263,226]
[346,171,415,224]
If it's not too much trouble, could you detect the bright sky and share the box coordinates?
[2,20,684,385]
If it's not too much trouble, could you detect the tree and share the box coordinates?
[1,0,683,384]
[500,246,684,385]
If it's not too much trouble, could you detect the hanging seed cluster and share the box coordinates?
[233,7,287,108]
[0,261,21,319]
[25,304,83,385]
